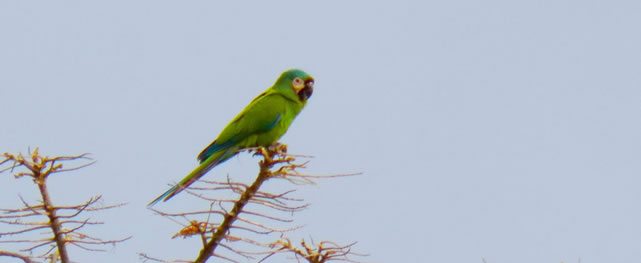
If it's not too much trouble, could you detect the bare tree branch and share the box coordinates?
[149,144,364,263]
[268,238,366,263]
[0,250,36,263]
[0,149,129,262]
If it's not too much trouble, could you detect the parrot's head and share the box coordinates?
[275,69,314,102]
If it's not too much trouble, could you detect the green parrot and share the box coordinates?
[149,69,314,206]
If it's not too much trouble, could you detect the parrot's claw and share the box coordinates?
[252,147,270,158]
[268,143,287,155]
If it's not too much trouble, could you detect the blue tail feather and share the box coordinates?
[148,184,179,206]
[148,149,237,207]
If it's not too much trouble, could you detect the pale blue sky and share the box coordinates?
[2,1,641,262]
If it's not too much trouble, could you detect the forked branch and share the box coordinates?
[149,144,362,263]
[267,238,365,263]
[0,149,129,262]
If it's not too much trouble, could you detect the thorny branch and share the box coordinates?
[0,149,129,263]
[148,144,360,263]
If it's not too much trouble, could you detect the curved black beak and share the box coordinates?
[298,79,314,101]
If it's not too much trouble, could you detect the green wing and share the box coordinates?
[197,91,288,162]
[148,91,289,205]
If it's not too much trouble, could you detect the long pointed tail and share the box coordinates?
[148,149,236,206]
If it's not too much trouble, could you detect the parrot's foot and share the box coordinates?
[268,143,288,155]
[252,143,288,162]
[255,147,269,158]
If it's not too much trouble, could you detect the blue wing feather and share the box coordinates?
[197,137,239,163]
[197,113,281,163]
[264,113,282,131]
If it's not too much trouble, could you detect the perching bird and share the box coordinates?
[149,69,314,206]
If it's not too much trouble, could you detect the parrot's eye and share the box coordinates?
[292,78,303,86]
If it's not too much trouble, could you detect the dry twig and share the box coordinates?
[148,144,362,263]
[0,149,130,263]
[266,238,365,263]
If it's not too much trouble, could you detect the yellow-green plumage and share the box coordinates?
[149,69,314,206]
